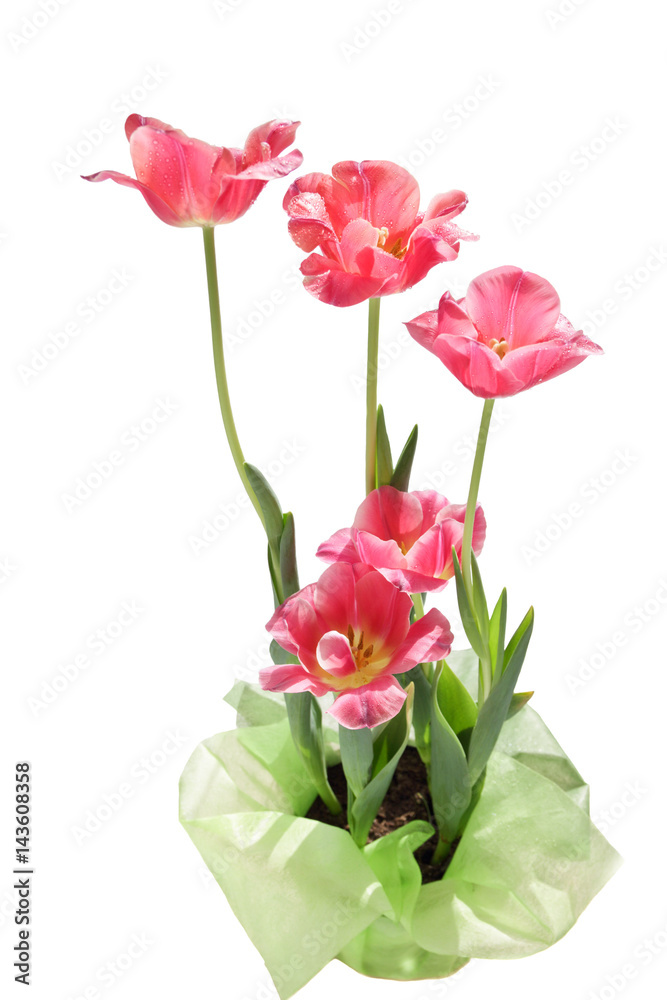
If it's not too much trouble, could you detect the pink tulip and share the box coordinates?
[283,161,476,306]
[261,563,452,729]
[317,486,486,594]
[82,115,303,228]
[406,265,603,398]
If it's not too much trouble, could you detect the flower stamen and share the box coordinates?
[489,337,509,360]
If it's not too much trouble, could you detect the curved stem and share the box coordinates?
[202,226,265,528]
[461,398,495,599]
[365,297,381,495]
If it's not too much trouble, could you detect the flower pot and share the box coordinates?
[180,677,620,999]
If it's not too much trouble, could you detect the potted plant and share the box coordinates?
[84,113,620,999]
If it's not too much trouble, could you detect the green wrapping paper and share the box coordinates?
[180,674,621,998]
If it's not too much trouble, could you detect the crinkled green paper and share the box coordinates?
[180,679,620,998]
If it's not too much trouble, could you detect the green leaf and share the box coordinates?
[339,725,374,799]
[243,463,283,552]
[430,664,471,846]
[437,658,478,735]
[269,639,294,666]
[488,588,507,679]
[285,691,342,815]
[375,405,393,487]
[452,551,485,659]
[390,424,418,492]
[279,512,300,599]
[348,685,414,846]
[470,552,489,645]
[507,690,534,719]
[502,604,535,678]
[467,607,534,785]
[404,664,432,763]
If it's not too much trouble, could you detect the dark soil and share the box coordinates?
[305,747,459,884]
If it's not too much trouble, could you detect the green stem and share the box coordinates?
[412,592,426,620]
[202,226,265,528]
[412,593,433,681]
[315,779,343,816]
[461,398,495,601]
[365,297,381,495]
[431,835,451,867]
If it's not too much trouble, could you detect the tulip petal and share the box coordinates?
[411,490,451,530]
[328,675,407,729]
[464,266,562,350]
[353,486,424,547]
[396,227,462,293]
[235,148,304,181]
[332,161,421,247]
[128,118,225,225]
[422,190,469,222]
[353,570,413,654]
[81,169,186,227]
[403,307,442,353]
[286,192,338,251]
[313,564,364,637]
[259,662,330,696]
[316,528,359,565]
[266,589,319,656]
[503,335,603,392]
[316,631,358,677]
[244,120,301,161]
[386,608,453,674]
[339,218,382,272]
[300,254,385,307]
[354,531,406,572]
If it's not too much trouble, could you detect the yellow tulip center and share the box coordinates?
[489,337,509,360]
[377,226,408,259]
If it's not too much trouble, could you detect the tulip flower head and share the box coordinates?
[318,486,486,594]
[283,161,477,306]
[406,265,603,398]
[260,562,452,729]
[83,115,303,228]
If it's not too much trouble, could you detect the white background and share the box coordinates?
[2,0,665,998]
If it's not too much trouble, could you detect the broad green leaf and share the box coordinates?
[375,405,393,487]
[244,462,283,551]
[467,607,534,785]
[279,512,300,599]
[348,685,414,846]
[430,664,471,846]
[437,658,478,735]
[285,692,342,816]
[339,724,374,799]
[488,588,507,678]
[452,552,485,658]
[390,424,418,492]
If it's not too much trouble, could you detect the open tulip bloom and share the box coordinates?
[82,114,303,227]
[318,485,486,594]
[283,160,477,307]
[406,265,603,399]
[84,113,620,998]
